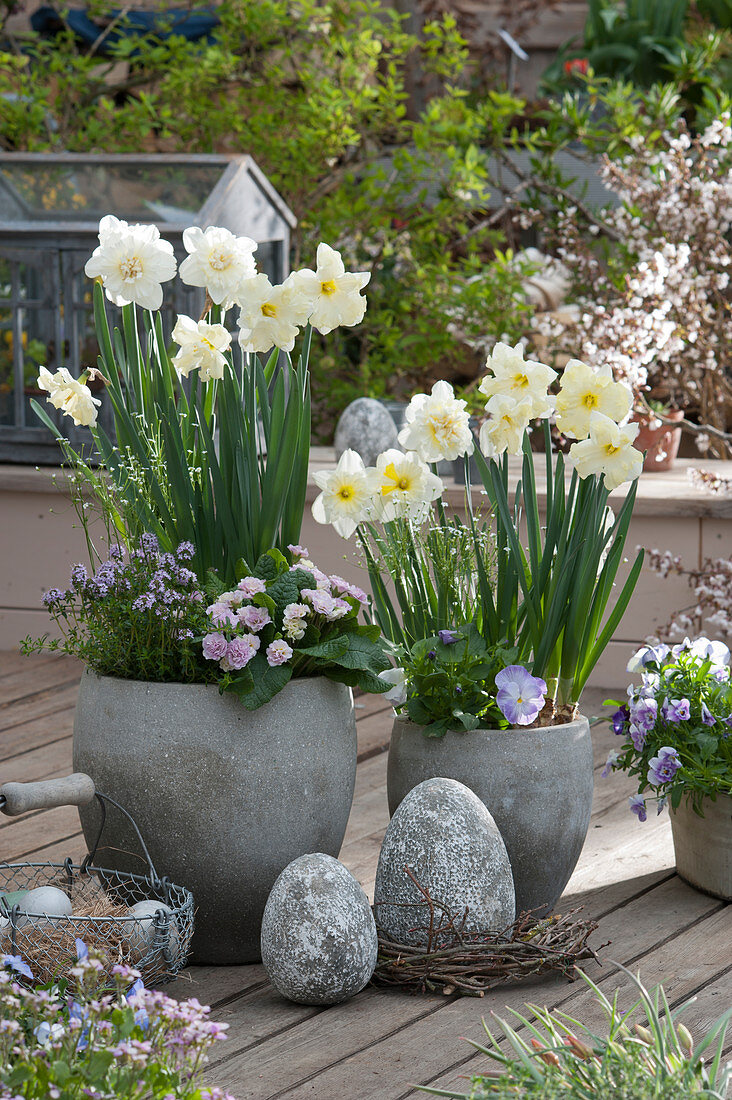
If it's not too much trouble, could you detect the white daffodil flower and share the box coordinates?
[285,243,370,335]
[372,448,443,522]
[555,359,633,440]
[311,449,378,538]
[398,380,474,463]
[478,394,536,457]
[569,411,643,490]
[171,316,231,381]
[37,366,101,427]
[378,666,407,705]
[84,215,176,310]
[237,274,312,354]
[179,226,257,306]
[479,341,557,419]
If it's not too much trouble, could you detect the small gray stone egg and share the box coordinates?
[16,886,72,929]
[334,398,399,467]
[374,777,515,948]
[261,853,378,1006]
[125,900,178,960]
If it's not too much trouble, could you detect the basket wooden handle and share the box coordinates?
[0,773,96,816]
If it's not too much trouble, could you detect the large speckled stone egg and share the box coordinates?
[334,398,399,467]
[374,777,515,947]
[261,853,378,1005]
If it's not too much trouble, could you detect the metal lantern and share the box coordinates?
[0,152,296,463]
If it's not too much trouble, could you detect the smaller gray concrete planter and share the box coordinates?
[387,715,593,915]
[670,794,732,901]
[73,671,357,964]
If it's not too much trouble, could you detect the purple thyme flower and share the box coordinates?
[611,705,629,734]
[661,697,691,722]
[202,633,228,662]
[132,592,156,613]
[701,702,717,726]
[42,587,66,608]
[70,563,88,589]
[438,629,459,645]
[495,665,547,727]
[176,540,196,560]
[601,751,619,778]
[139,533,159,555]
[171,565,197,587]
[647,746,682,786]
[108,543,125,561]
[629,795,647,822]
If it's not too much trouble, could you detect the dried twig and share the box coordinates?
[371,871,603,997]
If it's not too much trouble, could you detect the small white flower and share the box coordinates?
[237,274,312,354]
[179,226,257,306]
[478,394,535,457]
[569,411,643,490]
[284,243,370,334]
[171,316,231,381]
[378,666,407,705]
[372,449,443,522]
[84,215,176,310]
[398,380,474,463]
[312,449,378,538]
[37,366,101,427]
[555,359,633,440]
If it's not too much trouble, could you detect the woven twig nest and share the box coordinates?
[371,868,603,997]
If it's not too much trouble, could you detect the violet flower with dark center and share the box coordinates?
[427,649,437,660]
[701,702,717,726]
[611,705,629,734]
[647,746,682,786]
[661,697,691,722]
[495,665,547,726]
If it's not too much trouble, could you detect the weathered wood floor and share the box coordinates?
[1,652,730,1099]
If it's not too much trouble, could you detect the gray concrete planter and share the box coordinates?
[387,715,593,915]
[670,794,732,901]
[73,670,357,964]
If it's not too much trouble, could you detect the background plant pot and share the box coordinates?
[670,794,732,901]
[387,715,593,915]
[632,410,684,472]
[73,671,357,964]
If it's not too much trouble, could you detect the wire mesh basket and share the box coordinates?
[0,774,194,987]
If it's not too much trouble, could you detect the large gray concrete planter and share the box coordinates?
[670,794,732,901]
[73,670,357,964]
[387,715,593,915]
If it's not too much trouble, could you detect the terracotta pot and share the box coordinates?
[632,409,684,472]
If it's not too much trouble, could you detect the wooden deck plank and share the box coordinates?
[274,879,721,1100]
[0,683,80,737]
[0,655,82,708]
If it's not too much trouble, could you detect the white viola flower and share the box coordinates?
[171,316,231,381]
[372,448,443,522]
[37,366,101,427]
[84,215,176,310]
[478,394,535,457]
[398,380,474,463]
[555,359,633,440]
[284,243,370,335]
[479,341,557,419]
[378,666,407,705]
[569,411,643,491]
[179,225,257,306]
[237,274,311,354]
[311,449,377,539]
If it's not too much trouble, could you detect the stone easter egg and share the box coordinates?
[261,853,378,1006]
[125,900,178,959]
[334,398,399,467]
[16,886,72,929]
[375,777,515,948]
